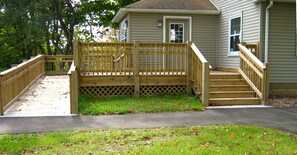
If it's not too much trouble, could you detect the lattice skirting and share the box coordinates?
[80,86,134,97]
[80,85,186,97]
[140,85,186,96]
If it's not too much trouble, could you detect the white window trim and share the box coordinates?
[163,16,192,42]
[119,19,128,42]
[228,11,243,56]
[169,23,185,43]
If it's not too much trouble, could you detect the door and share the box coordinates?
[165,19,189,70]
[166,19,189,43]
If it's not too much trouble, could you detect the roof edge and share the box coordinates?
[209,0,221,12]
[112,8,220,23]
[256,0,295,3]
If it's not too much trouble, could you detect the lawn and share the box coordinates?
[0,125,296,154]
[79,94,203,115]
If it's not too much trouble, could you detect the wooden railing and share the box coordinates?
[238,44,270,104]
[0,55,45,115]
[78,42,187,76]
[0,55,74,115]
[79,42,133,75]
[45,55,74,75]
[188,42,209,106]
[138,42,187,75]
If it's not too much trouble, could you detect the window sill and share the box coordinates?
[227,52,239,57]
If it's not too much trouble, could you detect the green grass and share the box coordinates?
[0,125,296,154]
[79,94,203,115]
[0,67,7,72]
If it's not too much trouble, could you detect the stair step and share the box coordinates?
[209,91,256,98]
[209,98,261,106]
[210,79,246,85]
[210,74,242,79]
[209,85,251,91]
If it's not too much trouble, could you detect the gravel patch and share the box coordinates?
[269,97,297,108]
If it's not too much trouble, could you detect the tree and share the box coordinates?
[0,0,140,69]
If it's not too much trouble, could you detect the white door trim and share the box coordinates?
[163,16,192,42]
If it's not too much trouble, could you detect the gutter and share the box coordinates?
[112,8,221,23]
[264,0,274,63]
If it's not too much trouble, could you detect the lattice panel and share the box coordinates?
[80,86,134,97]
[140,85,186,96]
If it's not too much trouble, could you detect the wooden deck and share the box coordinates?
[0,41,269,115]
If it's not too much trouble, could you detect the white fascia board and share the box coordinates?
[209,0,221,12]
[112,8,220,23]
[112,9,127,23]
[256,0,295,3]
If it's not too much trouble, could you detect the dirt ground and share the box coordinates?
[268,97,297,107]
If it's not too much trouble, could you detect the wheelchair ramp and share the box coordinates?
[3,76,70,117]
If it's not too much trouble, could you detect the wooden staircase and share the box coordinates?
[209,71,261,106]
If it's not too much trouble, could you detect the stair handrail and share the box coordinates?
[238,44,270,104]
[187,42,209,106]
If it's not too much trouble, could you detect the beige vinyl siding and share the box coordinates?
[192,15,218,67]
[130,13,163,42]
[261,3,297,83]
[211,0,260,68]
[129,13,218,67]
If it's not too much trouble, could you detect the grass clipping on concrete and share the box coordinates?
[0,125,296,154]
[79,94,203,115]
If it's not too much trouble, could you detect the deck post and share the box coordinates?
[73,41,80,69]
[133,41,140,97]
[70,70,79,114]
[201,62,209,106]
[186,41,193,94]
[41,55,46,74]
[262,63,270,105]
[255,42,260,58]
[70,40,80,114]
[0,75,3,115]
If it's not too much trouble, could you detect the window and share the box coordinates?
[228,12,242,55]
[120,19,128,42]
[169,23,184,43]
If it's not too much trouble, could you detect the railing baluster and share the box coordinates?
[238,43,270,104]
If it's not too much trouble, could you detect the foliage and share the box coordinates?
[0,125,296,154]
[0,0,140,68]
[79,94,203,115]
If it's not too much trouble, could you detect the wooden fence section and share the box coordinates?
[79,42,134,75]
[45,55,74,75]
[188,43,210,106]
[78,42,187,76]
[0,55,45,115]
[238,44,270,104]
[0,55,74,115]
[76,41,189,99]
[138,42,187,75]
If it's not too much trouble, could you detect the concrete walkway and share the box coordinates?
[4,76,70,117]
[0,107,296,134]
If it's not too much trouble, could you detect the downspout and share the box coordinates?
[264,0,274,63]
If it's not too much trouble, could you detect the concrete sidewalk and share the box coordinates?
[0,107,296,134]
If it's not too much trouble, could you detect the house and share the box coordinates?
[112,0,297,98]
